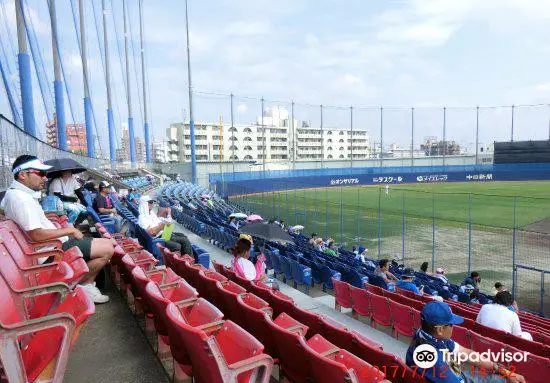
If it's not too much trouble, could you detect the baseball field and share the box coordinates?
[235,181,550,314]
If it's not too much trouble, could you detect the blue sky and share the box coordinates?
[1,0,550,154]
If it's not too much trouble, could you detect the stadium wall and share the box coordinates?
[215,162,550,196]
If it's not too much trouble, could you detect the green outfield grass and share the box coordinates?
[238,181,550,237]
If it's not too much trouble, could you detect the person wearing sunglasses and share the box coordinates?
[406,301,525,383]
[0,155,115,304]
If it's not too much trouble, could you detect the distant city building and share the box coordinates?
[166,123,186,163]
[136,137,146,163]
[46,118,87,155]
[152,141,169,163]
[421,138,461,156]
[116,124,146,163]
[387,143,426,158]
[166,107,372,163]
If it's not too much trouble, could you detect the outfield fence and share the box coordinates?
[230,181,550,317]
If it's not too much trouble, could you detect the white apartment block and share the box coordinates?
[152,141,170,163]
[166,107,371,162]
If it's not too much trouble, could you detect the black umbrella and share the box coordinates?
[239,222,293,253]
[45,158,86,179]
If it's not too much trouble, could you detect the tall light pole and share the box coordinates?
[139,0,151,163]
[102,0,116,164]
[79,0,94,157]
[49,0,66,150]
[123,0,136,163]
[185,0,197,183]
[16,0,36,136]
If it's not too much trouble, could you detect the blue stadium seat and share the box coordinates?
[290,259,311,294]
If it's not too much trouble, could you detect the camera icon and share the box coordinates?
[413,344,438,368]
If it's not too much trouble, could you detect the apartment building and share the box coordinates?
[166,107,372,162]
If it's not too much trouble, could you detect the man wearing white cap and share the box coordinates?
[1,155,114,303]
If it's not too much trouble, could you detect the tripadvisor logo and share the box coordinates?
[413,344,438,368]
[413,344,530,369]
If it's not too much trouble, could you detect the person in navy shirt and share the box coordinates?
[397,268,424,295]
[406,301,525,383]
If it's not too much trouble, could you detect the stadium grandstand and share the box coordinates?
[2,0,550,382]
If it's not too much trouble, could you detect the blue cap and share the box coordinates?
[421,301,464,326]
[402,268,416,279]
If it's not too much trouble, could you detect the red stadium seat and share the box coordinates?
[235,294,278,358]
[165,303,273,383]
[197,269,228,302]
[451,325,471,349]
[0,220,63,252]
[288,306,323,339]
[364,282,386,296]
[0,276,94,383]
[318,315,383,353]
[394,286,418,300]
[146,280,212,358]
[508,344,550,383]
[303,334,387,383]
[265,314,312,383]
[264,289,296,318]
[350,285,371,319]
[212,260,226,275]
[0,248,75,319]
[389,300,417,338]
[208,280,246,315]
[349,334,425,383]
[333,278,352,312]
[367,291,392,329]
[0,228,88,288]
[469,331,507,354]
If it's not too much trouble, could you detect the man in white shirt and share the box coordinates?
[1,155,115,304]
[476,291,532,340]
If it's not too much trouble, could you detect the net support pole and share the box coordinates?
[123,0,135,163]
[512,196,517,298]
[379,107,383,168]
[138,0,150,163]
[79,0,94,157]
[350,105,353,168]
[411,107,414,167]
[468,192,472,275]
[102,0,116,164]
[475,106,479,166]
[16,0,36,136]
[377,187,381,259]
[49,0,67,150]
[511,104,515,142]
[432,190,436,273]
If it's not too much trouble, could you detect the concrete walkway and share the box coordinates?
[64,277,170,383]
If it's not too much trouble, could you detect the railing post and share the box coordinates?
[378,187,381,259]
[468,193,472,275]
[402,189,405,263]
[432,189,435,273]
[325,187,328,238]
[356,187,360,246]
[340,186,343,244]
[294,187,297,226]
[314,187,317,235]
[512,196,517,298]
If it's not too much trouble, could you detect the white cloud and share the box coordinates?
[305,33,318,46]
[534,83,550,93]
[237,103,248,113]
